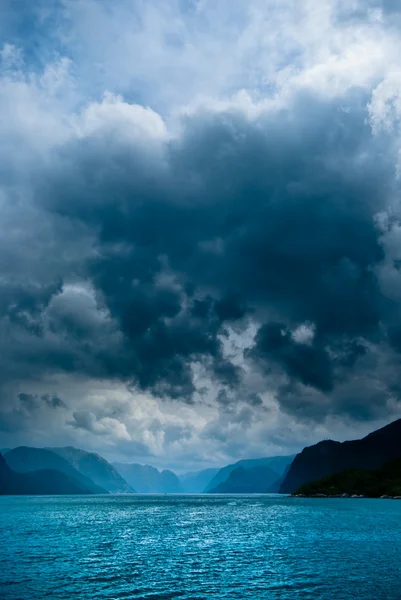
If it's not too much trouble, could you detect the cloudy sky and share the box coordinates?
[2,0,401,471]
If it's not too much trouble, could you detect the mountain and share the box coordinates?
[281,418,401,494]
[113,463,183,493]
[208,465,282,493]
[5,447,107,494]
[179,468,220,493]
[49,447,134,493]
[294,459,401,498]
[0,453,93,495]
[205,455,295,493]
[267,463,293,493]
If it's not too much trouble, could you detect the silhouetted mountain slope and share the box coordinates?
[281,418,401,494]
[113,463,183,493]
[209,465,280,493]
[5,447,107,494]
[205,455,295,493]
[179,468,220,493]
[0,453,92,495]
[294,459,401,498]
[49,447,134,493]
[267,463,293,493]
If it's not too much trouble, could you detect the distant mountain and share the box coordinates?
[267,463,293,493]
[0,453,93,495]
[205,455,295,493]
[5,447,107,494]
[281,418,401,494]
[113,463,183,493]
[49,447,134,493]
[179,468,220,493]
[209,465,281,493]
[294,458,401,498]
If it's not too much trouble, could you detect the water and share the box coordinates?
[1,495,400,600]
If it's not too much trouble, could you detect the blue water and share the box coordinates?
[0,495,400,599]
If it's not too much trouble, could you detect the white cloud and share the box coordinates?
[74,92,168,140]
[368,72,401,134]
[34,0,399,115]
[292,323,315,345]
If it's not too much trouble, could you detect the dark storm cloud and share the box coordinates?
[0,390,67,434]
[51,94,389,328]
[68,411,102,434]
[0,86,400,424]
[18,393,67,411]
[245,393,263,408]
[249,323,334,392]
[0,279,62,336]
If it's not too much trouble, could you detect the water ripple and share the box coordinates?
[0,495,400,599]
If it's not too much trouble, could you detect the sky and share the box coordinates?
[1,0,401,472]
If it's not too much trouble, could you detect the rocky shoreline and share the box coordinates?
[292,493,401,499]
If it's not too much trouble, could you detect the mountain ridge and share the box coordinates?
[49,447,134,493]
[0,453,94,495]
[208,465,281,493]
[5,447,107,494]
[281,418,401,493]
[205,455,295,493]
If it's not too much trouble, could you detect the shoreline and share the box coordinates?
[292,493,401,499]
